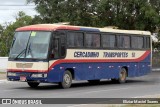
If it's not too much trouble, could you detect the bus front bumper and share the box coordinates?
[7,72,48,83]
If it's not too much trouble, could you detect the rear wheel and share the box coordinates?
[59,70,72,89]
[27,82,40,88]
[118,68,127,83]
[111,68,127,83]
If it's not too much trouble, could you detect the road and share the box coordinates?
[0,71,160,107]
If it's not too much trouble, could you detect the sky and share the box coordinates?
[0,0,38,24]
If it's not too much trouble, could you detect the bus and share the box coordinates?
[7,24,152,88]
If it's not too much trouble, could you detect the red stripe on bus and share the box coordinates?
[8,51,150,73]
[7,69,48,73]
[48,51,151,71]
[16,25,80,31]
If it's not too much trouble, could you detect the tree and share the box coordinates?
[27,0,160,32]
[28,0,67,23]
[0,11,33,56]
[27,0,100,26]
[0,25,5,56]
[27,0,160,49]
[96,0,160,32]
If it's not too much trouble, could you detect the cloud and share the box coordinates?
[0,0,27,5]
[0,0,38,24]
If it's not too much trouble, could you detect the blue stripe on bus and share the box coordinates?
[80,28,100,32]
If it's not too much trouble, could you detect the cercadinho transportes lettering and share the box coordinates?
[74,51,128,58]
[103,52,128,58]
[74,51,99,57]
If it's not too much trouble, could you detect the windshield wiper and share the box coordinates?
[14,49,26,60]
[27,43,34,58]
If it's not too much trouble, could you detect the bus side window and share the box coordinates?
[60,34,66,57]
[51,38,59,59]
[50,31,66,59]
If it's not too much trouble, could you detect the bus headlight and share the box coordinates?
[7,72,17,76]
[31,74,47,78]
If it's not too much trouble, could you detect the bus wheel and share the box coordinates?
[118,68,127,83]
[60,70,72,89]
[27,82,40,88]
[88,80,100,84]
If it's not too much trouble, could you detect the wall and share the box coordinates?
[0,57,8,72]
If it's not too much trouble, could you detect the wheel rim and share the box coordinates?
[64,74,71,85]
[120,70,126,81]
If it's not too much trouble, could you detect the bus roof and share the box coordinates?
[16,24,151,35]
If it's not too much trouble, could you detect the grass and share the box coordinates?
[0,72,6,74]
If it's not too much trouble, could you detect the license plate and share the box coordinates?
[20,76,26,81]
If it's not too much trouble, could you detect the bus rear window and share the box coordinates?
[146,37,150,48]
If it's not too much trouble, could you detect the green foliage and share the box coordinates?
[0,11,33,56]
[28,0,160,49]
[27,0,160,32]
[1,0,160,56]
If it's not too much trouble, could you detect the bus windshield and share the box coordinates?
[9,31,51,59]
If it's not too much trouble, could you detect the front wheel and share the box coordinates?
[27,82,40,88]
[59,70,72,89]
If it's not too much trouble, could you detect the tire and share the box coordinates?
[88,80,100,84]
[59,70,72,89]
[27,82,40,88]
[111,68,127,84]
[118,68,127,83]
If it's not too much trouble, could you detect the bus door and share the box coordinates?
[49,31,66,69]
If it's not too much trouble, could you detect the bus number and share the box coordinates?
[132,52,135,57]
